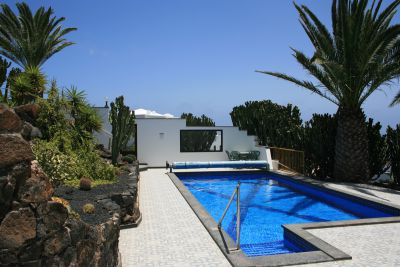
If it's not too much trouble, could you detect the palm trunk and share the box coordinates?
[333,107,369,182]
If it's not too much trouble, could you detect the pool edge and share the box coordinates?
[168,171,400,267]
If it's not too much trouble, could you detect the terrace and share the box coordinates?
[120,168,400,267]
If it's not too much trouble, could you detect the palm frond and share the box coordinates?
[256,70,339,105]
[0,2,76,69]
[258,0,400,110]
[390,90,400,106]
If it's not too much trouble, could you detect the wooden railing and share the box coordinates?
[270,147,304,174]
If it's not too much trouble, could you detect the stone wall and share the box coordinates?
[100,163,141,227]
[0,104,121,267]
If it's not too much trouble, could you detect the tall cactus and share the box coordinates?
[109,96,135,165]
[387,125,400,185]
[230,100,303,149]
[0,56,11,102]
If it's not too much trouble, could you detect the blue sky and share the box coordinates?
[4,0,400,127]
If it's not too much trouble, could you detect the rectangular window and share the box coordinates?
[180,130,223,152]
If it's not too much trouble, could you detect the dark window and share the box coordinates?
[180,130,223,152]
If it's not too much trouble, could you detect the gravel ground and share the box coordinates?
[54,166,137,225]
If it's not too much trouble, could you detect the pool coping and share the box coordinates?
[168,170,400,267]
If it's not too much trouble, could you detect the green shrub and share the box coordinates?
[180,113,217,152]
[120,146,135,156]
[181,113,215,127]
[36,81,69,140]
[33,81,116,186]
[387,125,400,185]
[121,155,136,164]
[303,114,337,179]
[36,82,101,147]
[230,100,303,149]
[367,119,388,178]
[33,139,79,184]
[303,115,387,180]
[33,138,116,185]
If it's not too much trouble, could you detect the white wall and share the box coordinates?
[93,107,112,150]
[136,118,271,167]
[93,107,135,149]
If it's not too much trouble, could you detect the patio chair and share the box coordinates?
[249,150,260,160]
[225,150,232,160]
[230,151,240,161]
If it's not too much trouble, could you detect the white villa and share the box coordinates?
[93,104,274,168]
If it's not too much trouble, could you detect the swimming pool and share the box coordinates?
[176,172,398,258]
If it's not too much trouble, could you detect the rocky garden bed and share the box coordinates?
[0,104,141,267]
[55,163,140,226]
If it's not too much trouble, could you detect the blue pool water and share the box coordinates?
[177,172,394,257]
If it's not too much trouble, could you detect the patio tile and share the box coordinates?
[120,169,400,267]
[119,169,231,267]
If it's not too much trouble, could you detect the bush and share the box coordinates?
[33,137,116,185]
[79,177,92,191]
[121,155,136,164]
[33,82,116,186]
[367,119,388,178]
[303,114,337,179]
[303,115,387,180]
[120,147,135,156]
[387,125,400,185]
[82,203,95,214]
[230,100,303,149]
[33,139,79,184]
[35,82,69,140]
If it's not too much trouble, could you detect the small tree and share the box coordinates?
[109,96,135,165]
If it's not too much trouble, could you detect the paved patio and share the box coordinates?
[119,169,231,267]
[120,169,400,267]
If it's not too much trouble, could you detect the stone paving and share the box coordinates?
[120,169,400,267]
[295,223,400,267]
[294,182,400,267]
[119,169,231,267]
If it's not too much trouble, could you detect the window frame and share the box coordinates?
[179,129,224,153]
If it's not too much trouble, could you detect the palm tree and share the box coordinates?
[0,2,76,69]
[257,0,400,182]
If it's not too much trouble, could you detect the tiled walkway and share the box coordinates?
[119,169,231,267]
[120,169,400,267]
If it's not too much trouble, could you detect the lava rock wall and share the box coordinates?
[0,104,121,267]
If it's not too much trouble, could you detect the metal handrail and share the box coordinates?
[217,182,241,251]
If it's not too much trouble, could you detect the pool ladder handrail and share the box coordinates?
[217,182,241,251]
